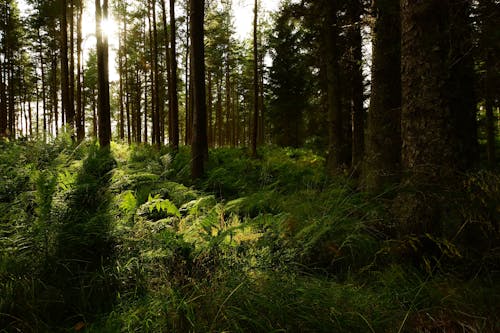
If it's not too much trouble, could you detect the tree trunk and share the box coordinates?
[190,0,208,179]
[169,0,179,150]
[0,59,7,137]
[325,0,346,173]
[69,0,76,135]
[207,72,213,147]
[481,0,496,168]
[96,0,111,147]
[398,0,475,235]
[448,0,478,170]
[251,0,259,157]
[363,0,401,190]
[76,0,84,141]
[348,0,365,176]
[61,0,74,130]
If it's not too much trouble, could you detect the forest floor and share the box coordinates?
[1,136,499,332]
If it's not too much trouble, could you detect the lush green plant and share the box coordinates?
[1,142,499,332]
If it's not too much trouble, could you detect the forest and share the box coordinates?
[1,0,500,331]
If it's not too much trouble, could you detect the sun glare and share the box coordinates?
[100,18,117,39]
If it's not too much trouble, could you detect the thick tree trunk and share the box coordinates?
[363,0,401,190]
[190,0,208,179]
[398,0,476,235]
[448,0,478,170]
[96,0,111,147]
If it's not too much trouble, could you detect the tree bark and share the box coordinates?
[76,0,84,141]
[398,0,476,235]
[251,0,259,157]
[325,0,347,173]
[348,0,365,176]
[96,0,111,148]
[61,0,74,130]
[0,59,7,137]
[363,0,401,190]
[169,0,180,150]
[190,0,208,179]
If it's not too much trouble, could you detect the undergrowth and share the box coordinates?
[1,140,499,332]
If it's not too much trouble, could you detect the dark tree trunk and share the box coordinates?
[448,0,478,170]
[216,75,222,146]
[207,72,213,147]
[348,0,365,175]
[61,0,74,130]
[76,0,84,141]
[190,0,208,179]
[480,0,497,168]
[118,20,125,141]
[251,0,259,157]
[169,0,180,150]
[363,0,401,190]
[69,0,76,134]
[0,59,7,137]
[398,0,476,235]
[152,0,161,146]
[96,0,111,147]
[325,0,347,173]
[51,56,58,136]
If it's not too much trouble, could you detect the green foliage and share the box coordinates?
[1,143,499,332]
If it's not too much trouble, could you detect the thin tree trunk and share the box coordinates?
[0,59,7,137]
[61,0,74,130]
[76,0,84,141]
[251,0,259,156]
[69,0,76,135]
[118,23,125,141]
[325,0,346,173]
[169,0,179,150]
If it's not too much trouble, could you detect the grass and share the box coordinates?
[0,139,499,332]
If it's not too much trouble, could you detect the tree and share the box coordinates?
[96,0,111,147]
[479,0,500,168]
[346,0,365,174]
[251,0,259,156]
[398,0,476,234]
[60,0,74,131]
[76,0,84,141]
[168,0,179,151]
[363,0,401,190]
[268,4,310,147]
[190,0,208,179]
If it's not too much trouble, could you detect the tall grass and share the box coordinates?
[1,142,499,332]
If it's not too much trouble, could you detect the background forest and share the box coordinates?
[1,0,500,332]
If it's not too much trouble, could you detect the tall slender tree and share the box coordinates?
[190,0,208,179]
[251,0,259,156]
[96,0,111,147]
[169,0,179,151]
